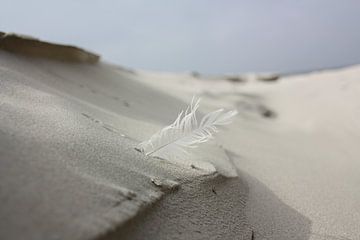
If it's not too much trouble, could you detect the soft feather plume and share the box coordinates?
[138,97,237,159]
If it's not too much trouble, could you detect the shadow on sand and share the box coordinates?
[98,150,312,240]
[226,149,312,240]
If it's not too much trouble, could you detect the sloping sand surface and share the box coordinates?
[134,66,360,240]
[0,40,245,239]
[1,35,359,240]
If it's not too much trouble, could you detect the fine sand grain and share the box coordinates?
[1,35,359,240]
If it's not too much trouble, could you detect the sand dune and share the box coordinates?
[0,35,359,240]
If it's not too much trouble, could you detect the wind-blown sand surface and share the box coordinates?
[0,35,359,240]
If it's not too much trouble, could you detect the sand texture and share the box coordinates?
[0,36,359,240]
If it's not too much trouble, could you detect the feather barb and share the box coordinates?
[138,97,237,159]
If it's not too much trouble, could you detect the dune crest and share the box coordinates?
[0,32,99,63]
[1,34,360,240]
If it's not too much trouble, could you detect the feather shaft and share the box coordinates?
[138,97,237,159]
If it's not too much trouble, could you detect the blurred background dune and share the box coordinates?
[1,0,360,74]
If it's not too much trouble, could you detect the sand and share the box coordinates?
[134,66,360,240]
[1,34,359,240]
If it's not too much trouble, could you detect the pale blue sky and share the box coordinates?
[1,1,360,74]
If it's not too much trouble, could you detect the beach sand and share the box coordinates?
[1,34,359,240]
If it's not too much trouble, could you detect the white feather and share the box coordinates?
[138,97,237,159]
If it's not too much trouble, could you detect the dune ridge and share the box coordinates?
[0,33,99,63]
[0,41,245,239]
[1,35,360,240]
